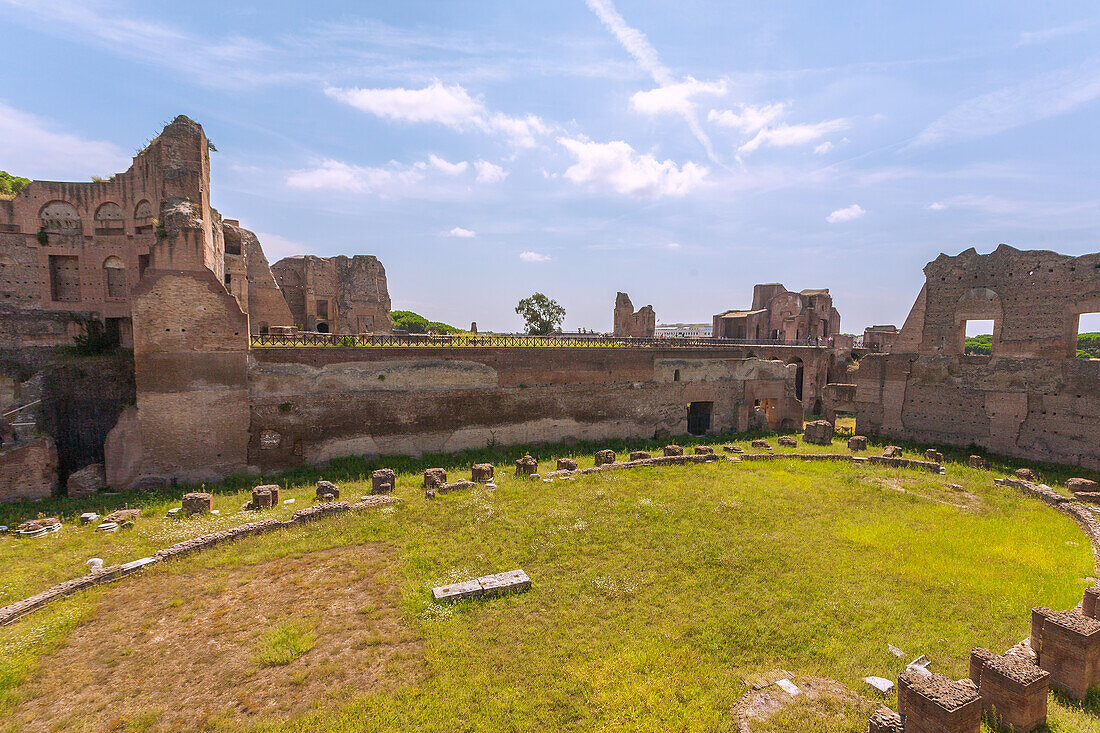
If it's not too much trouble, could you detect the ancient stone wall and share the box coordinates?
[0,436,57,502]
[271,255,391,334]
[855,246,1100,470]
[247,347,802,471]
[612,292,655,338]
[713,283,841,343]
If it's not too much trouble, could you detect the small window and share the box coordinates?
[963,320,996,355]
[673,369,680,382]
[1076,313,1100,359]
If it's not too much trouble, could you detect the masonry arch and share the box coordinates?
[103,256,126,298]
[39,201,81,234]
[95,202,123,222]
[953,287,1003,355]
[134,200,153,219]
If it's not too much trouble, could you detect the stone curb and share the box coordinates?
[0,495,399,627]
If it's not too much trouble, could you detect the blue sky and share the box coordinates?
[2,0,1099,333]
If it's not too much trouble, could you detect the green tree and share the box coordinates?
[0,171,31,198]
[390,310,459,334]
[515,293,565,335]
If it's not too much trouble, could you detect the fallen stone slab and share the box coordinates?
[438,479,476,494]
[864,676,894,694]
[431,579,483,604]
[432,568,532,604]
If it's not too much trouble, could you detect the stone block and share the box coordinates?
[925,449,944,463]
[750,439,772,449]
[968,455,986,469]
[556,458,578,471]
[1014,468,1039,482]
[663,445,683,457]
[1068,478,1099,495]
[978,655,1049,733]
[629,451,651,461]
[477,569,531,598]
[868,708,903,733]
[897,671,981,733]
[439,480,476,494]
[848,435,868,451]
[181,492,213,516]
[594,449,616,466]
[882,446,902,458]
[1073,492,1100,504]
[723,444,743,453]
[471,463,494,483]
[694,445,714,454]
[1085,585,1100,619]
[316,480,339,500]
[423,468,447,488]
[803,420,834,446]
[66,463,106,497]
[371,468,395,495]
[1036,610,1100,700]
[250,484,278,509]
[431,579,483,604]
[777,436,797,447]
[969,647,998,684]
[104,508,140,524]
[515,454,538,477]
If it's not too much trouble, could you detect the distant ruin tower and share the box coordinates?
[613,292,656,338]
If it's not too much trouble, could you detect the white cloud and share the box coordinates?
[255,231,312,261]
[826,204,866,223]
[813,141,834,155]
[422,154,468,176]
[0,101,130,179]
[708,103,786,135]
[558,137,708,198]
[1017,22,1092,47]
[927,201,949,211]
[447,227,476,238]
[739,119,850,153]
[911,59,1100,147]
[325,81,549,148]
[520,251,550,262]
[631,78,727,116]
[474,159,507,183]
[666,242,682,249]
[584,0,720,161]
[285,158,426,195]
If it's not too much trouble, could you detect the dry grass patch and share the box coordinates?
[6,544,422,732]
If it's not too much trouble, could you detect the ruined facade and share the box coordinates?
[272,255,391,334]
[855,245,1100,469]
[713,283,841,343]
[612,292,655,338]
[863,324,899,352]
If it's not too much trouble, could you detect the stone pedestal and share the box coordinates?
[968,455,986,469]
[316,480,339,500]
[848,435,868,451]
[556,458,577,471]
[897,671,981,733]
[777,436,797,447]
[251,484,278,509]
[882,446,902,458]
[1015,468,1039,481]
[977,655,1049,732]
[803,420,834,445]
[515,454,538,477]
[629,451,651,461]
[694,445,714,454]
[1036,609,1100,700]
[371,468,395,494]
[182,492,213,516]
[750,439,772,449]
[925,449,944,462]
[1069,478,1099,494]
[472,463,494,483]
[594,449,616,466]
[423,468,447,489]
[663,445,683,456]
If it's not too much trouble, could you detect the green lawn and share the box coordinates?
[1,436,1099,731]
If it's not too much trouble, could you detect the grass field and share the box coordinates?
[2,435,1100,731]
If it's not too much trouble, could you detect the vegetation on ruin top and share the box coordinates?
[1,435,1099,731]
[0,171,30,200]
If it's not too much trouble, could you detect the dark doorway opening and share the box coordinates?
[104,318,123,347]
[316,322,330,333]
[687,401,712,435]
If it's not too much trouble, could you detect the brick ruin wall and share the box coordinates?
[855,245,1100,470]
[271,255,391,334]
[245,347,803,472]
[613,292,655,338]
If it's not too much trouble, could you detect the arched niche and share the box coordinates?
[103,255,126,298]
[39,201,81,234]
[134,200,153,219]
[95,202,123,221]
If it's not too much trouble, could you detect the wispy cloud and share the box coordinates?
[286,152,503,197]
[474,160,507,183]
[585,0,722,162]
[826,204,866,223]
[738,118,849,154]
[708,104,786,135]
[557,137,708,198]
[423,154,468,176]
[911,58,1100,147]
[326,81,549,148]
[0,100,130,179]
[447,227,476,238]
[1017,21,1093,47]
[519,251,550,262]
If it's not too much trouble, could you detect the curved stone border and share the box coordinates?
[0,496,398,627]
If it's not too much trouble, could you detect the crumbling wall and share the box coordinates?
[247,347,800,470]
[272,254,391,334]
[855,245,1100,469]
[613,292,656,338]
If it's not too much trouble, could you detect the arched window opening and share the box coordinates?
[103,256,126,298]
[673,369,681,382]
[94,202,124,234]
[39,201,81,234]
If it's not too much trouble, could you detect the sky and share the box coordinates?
[1,0,1099,334]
